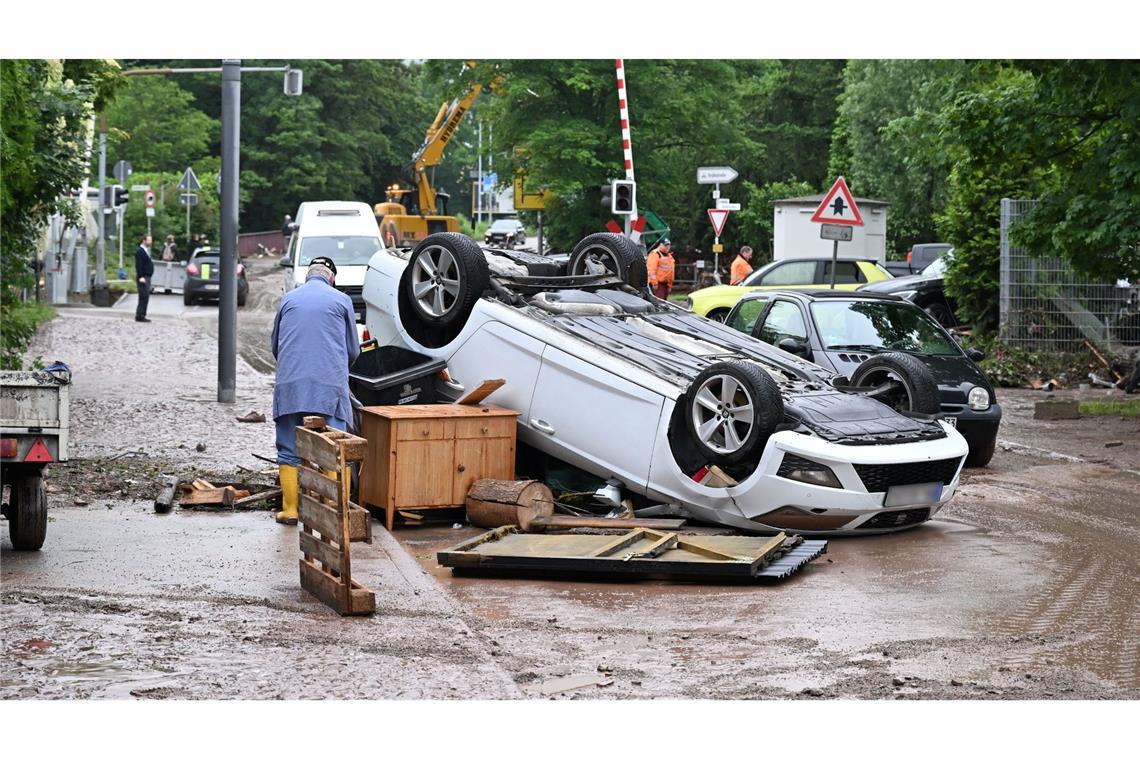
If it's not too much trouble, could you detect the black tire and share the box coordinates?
[404,233,489,328]
[684,360,784,466]
[183,290,194,306]
[964,434,997,468]
[706,308,731,323]
[567,233,648,290]
[851,352,941,415]
[8,472,47,551]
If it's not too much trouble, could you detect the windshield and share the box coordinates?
[810,300,960,356]
[922,249,953,277]
[299,236,382,266]
[489,220,519,231]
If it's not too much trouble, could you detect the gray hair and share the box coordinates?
[306,264,335,283]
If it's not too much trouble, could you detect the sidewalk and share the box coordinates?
[6,309,521,699]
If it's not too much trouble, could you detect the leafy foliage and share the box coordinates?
[103,76,216,172]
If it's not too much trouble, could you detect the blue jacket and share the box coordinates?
[271,278,360,421]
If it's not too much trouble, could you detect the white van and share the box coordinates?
[282,201,385,320]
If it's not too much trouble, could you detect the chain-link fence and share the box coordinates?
[999,198,1140,351]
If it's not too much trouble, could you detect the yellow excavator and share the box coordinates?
[375,77,487,248]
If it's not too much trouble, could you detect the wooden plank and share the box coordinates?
[588,529,648,558]
[299,530,342,571]
[348,503,372,544]
[298,466,339,503]
[180,487,231,506]
[191,479,216,491]
[362,404,519,420]
[300,559,374,616]
[629,531,678,559]
[302,415,327,430]
[530,516,686,532]
[456,378,506,406]
[295,426,341,472]
[231,487,282,507]
[299,493,344,544]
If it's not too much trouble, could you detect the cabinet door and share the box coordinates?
[452,437,516,503]
[393,439,455,507]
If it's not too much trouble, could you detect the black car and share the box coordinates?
[725,289,1001,466]
[483,219,527,249]
[183,248,249,306]
[860,251,957,327]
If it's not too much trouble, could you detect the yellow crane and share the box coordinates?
[375,75,488,247]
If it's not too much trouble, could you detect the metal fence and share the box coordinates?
[999,198,1139,351]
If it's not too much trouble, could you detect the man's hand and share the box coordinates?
[138,277,146,284]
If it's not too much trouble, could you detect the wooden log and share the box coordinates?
[465,479,554,531]
[154,475,178,514]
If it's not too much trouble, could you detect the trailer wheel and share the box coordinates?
[404,233,489,328]
[8,472,47,551]
[567,233,648,289]
[851,352,941,415]
[684,360,783,466]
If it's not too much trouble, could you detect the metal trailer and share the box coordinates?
[150,260,188,294]
[1,368,70,550]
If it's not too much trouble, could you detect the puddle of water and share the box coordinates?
[45,659,128,681]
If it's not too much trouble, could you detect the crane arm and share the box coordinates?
[412,82,485,215]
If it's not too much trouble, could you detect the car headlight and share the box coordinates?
[968,386,990,411]
[776,453,842,488]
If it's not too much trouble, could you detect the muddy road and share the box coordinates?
[2,263,1138,699]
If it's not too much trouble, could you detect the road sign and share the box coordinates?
[697,166,738,185]
[146,207,155,218]
[130,184,150,192]
[483,172,498,191]
[820,223,853,242]
[145,189,156,209]
[179,167,201,192]
[811,176,864,226]
[708,208,730,237]
[113,160,132,182]
[716,198,742,211]
[180,193,199,206]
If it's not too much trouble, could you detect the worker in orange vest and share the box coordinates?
[647,238,675,300]
[730,245,754,285]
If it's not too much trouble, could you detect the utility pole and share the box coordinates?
[95,116,108,288]
[476,120,483,225]
[218,59,241,404]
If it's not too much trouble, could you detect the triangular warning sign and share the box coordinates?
[24,437,53,463]
[708,208,730,237]
[811,176,864,226]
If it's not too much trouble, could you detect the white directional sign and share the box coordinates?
[697,166,738,185]
[820,223,853,241]
[180,193,199,206]
[811,176,864,226]
[716,198,742,211]
[708,208,730,237]
[179,167,201,192]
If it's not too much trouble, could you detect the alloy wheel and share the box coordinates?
[690,373,756,455]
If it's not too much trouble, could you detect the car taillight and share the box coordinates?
[906,250,912,263]
[361,328,370,342]
[237,264,245,275]
[187,264,199,276]
[1,438,16,458]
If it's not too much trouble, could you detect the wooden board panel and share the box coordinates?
[359,414,392,511]
[348,504,372,544]
[396,418,453,441]
[362,404,519,420]
[300,530,342,570]
[298,466,340,503]
[392,439,455,507]
[299,558,375,616]
[299,493,344,544]
[295,427,341,472]
[455,378,506,406]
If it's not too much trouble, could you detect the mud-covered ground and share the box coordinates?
[3,259,1138,700]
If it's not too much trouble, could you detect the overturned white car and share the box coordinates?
[362,232,969,535]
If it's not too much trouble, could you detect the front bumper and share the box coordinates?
[941,403,1002,448]
[646,412,969,535]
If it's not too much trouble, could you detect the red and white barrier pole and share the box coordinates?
[615,59,639,236]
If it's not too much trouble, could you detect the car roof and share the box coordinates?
[736,289,905,303]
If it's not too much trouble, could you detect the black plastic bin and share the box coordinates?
[349,341,446,406]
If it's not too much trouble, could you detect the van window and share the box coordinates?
[300,236,382,267]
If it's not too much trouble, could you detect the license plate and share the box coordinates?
[204,284,218,290]
[884,481,943,507]
[945,416,957,428]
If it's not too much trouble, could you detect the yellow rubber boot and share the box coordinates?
[276,464,299,525]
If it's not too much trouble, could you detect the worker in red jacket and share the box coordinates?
[646,238,675,300]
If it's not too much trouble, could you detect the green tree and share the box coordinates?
[1,59,121,368]
[102,75,216,172]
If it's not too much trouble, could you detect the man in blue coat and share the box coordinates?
[270,256,360,525]
[134,234,154,322]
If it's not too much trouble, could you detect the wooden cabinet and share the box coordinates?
[359,404,519,530]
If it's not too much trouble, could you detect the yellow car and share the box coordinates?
[684,258,892,321]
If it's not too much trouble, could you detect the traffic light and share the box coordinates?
[113,185,129,207]
[600,183,613,211]
[613,180,635,215]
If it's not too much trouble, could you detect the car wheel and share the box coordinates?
[8,471,47,551]
[851,352,941,415]
[706,308,730,323]
[964,434,996,467]
[923,301,955,328]
[567,233,648,289]
[183,290,194,306]
[404,232,490,328]
[684,360,783,466]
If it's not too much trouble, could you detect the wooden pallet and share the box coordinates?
[297,416,375,616]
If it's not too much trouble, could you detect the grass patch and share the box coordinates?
[1078,399,1140,417]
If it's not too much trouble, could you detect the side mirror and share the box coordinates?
[965,347,985,361]
[280,255,294,268]
[778,337,810,358]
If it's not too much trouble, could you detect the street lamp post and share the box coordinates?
[218,59,241,404]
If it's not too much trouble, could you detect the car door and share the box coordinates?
[756,299,810,354]
[753,259,819,289]
[528,345,663,490]
[726,296,771,335]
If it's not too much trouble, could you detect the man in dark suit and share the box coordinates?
[135,234,154,322]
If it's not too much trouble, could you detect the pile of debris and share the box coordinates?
[153,476,282,513]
